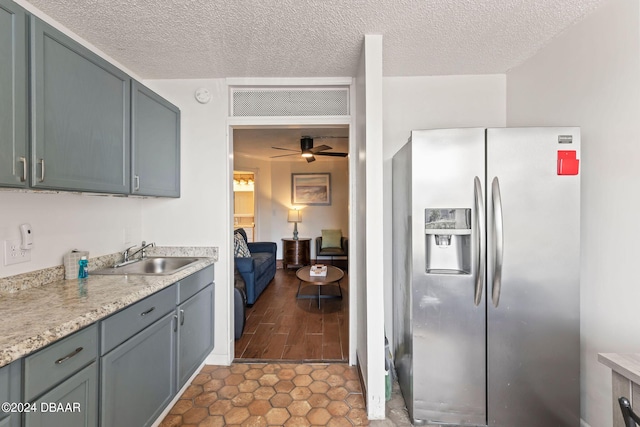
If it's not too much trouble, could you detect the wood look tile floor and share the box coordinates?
[235,268,349,362]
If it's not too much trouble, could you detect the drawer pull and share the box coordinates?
[140,306,156,316]
[19,157,27,182]
[55,347,83,365]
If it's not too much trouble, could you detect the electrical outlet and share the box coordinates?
[4,239,31,265]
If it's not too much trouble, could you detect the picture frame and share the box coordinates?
[291,173,331,205]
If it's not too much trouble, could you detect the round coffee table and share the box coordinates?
[295,266,344,308]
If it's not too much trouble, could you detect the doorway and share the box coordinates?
[233,171,256,242]
[232,125,350,362]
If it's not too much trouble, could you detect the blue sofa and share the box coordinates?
[233,228,277,305]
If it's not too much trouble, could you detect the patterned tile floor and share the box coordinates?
[159,363,372,427]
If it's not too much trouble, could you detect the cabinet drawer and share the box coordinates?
[24,324,98,401]
[101,284,176,355]
[178,265,214,304]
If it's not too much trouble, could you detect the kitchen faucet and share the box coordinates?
[116,241,156,267]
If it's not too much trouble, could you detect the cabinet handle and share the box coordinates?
[140,306,155,316]
[134,175,140,191]
[180,309,185,326]
[173,314,178,332]
[38,158,45,182]
[18,157,27,182]
[55,347,83,365]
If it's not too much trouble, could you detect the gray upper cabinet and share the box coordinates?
[30,16,130,193]
[0,0,27,187]
[131,81,180,197]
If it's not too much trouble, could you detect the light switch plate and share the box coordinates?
[4,239,31,265]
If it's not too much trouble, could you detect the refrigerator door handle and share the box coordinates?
[491,176,504,307]
[474,176,485,306]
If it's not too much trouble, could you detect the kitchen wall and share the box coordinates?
[234,155,349,260]
[505,0,640,425]
[0,191,143,278]
[381,74,507,345]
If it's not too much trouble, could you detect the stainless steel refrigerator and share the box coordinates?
[392,127,580,426]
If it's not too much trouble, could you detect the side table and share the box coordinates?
[282,238,311,270]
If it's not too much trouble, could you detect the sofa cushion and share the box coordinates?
[234,232,251,258]
[252,252,274,277]
[321,229,342,249]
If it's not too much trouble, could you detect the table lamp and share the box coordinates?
[288,209,302,240]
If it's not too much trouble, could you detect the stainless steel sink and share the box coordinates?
[92,257,205,276]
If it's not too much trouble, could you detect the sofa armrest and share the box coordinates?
[342,237,348,254]
[234,256,255,273]
[248,241,277,255]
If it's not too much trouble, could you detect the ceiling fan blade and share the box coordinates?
[270,153,298,158]
[271,146,299,152]
[306,155,316,163]
[315,152,348,157]
[312,136,349,139]
[309,144,332,154]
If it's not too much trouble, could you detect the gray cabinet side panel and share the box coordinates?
[0,0,27,187]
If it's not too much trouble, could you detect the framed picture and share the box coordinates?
[291,173,331,205]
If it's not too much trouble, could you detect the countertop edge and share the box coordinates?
[598,353,640,385]
[0,256,216,368]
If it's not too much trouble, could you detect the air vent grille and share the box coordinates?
[231,88,349,117]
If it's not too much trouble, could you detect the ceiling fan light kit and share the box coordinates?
[270,136,348,163]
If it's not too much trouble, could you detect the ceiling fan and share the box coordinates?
[270,136,348,163]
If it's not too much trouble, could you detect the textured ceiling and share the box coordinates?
[24,0,606,79]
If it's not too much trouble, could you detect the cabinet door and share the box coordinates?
[0,359,22,427]
[177,284,214,388]
[25,362,98,427]
[101,312,176,427]
[131,81,180,197]
[0,0,27,187]
[30,17,130,193]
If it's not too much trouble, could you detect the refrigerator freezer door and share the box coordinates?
[486,128,580,426]
[410,128,487,425]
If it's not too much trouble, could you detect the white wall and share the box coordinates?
[382,74,507,346]
[505,0,640,425]
[0,191,143,277]
[141,79,231,363]
[233,155,273,243]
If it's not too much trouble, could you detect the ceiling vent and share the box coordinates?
[231,87,349,117]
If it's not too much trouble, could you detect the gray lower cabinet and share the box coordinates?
[0,0,28,187]
[131,81,180,197]
[24,363,98,427]
[100,311,177,427]
[177,284,214,388]
[30,16,130,193]
[22,324,98,427]
[0,360,22,427]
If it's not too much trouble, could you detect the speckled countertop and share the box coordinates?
[599,353,640,385]
[0,246,218,368]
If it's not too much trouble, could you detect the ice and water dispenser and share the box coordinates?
[424,208,471,274]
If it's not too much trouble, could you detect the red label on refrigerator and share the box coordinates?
[557,150,579,175]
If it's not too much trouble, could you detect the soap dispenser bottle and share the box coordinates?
[78,256,89,279]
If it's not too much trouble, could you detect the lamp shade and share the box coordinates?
[288,209,302,223]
